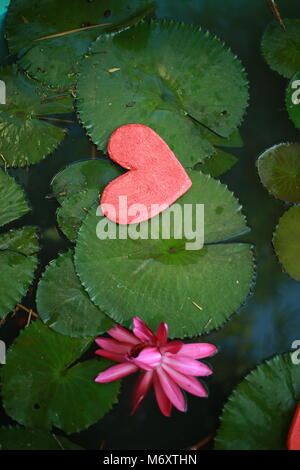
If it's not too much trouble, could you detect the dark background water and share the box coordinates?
[0,0,300,450]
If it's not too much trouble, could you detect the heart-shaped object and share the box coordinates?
[100,124,192,224]
[287,403,300,450]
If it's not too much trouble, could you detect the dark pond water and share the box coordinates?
[0,0,300,450]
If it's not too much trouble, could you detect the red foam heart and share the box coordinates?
[100,124,192,224]
[287,403,300,450]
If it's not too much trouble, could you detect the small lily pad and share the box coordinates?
[261,19,300,78]
[6,0,155,88]
[273,206,300,282]
[51,159,123,242]
[195,149,238,178]
[77,20,248,167]
[0,227,38,319]
[1,320,120,433]
[75,170,254,338]
[257,143,300,203]
[286,71,300,130]
[0,426,83,450]
[0,65,73,167]
[36,250,114,337]
[0,168,29,227]
[215,353,300,450]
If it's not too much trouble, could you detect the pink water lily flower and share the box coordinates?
[95,317,217,416]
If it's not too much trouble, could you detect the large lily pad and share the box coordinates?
[215,353,300,450]
[51,159,123,242]
[286,71,300,131]
[0,227,38,319]
[1,320,120,433]
[77,20,248,168]
[6,0,155,88]
[0,65,73,167]
[257,143,300,203]
[261,19,300,79]
[75,170,254,338]
[0,426,83,450]
[273,206,300,282]
[0,168,29,227]
[36,250,113,337]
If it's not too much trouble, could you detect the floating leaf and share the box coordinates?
[215,353,300,450]
[286,71,300,130]
[75,170,253,338]
[0,65,73,167]
[257,143,300,203]
[1,320,120,433]
[36,251,113,337]
[261,19,300,78]
[195,149,238,178]
[273,206,300,282]
[0,168,29,227]
[6,0,155,88]
[0,426,83,450]
[51,159,123,242]
[0,227,38,319]
[77,20,248,167]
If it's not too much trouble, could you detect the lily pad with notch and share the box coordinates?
[36,250,114,338]
[75,170,254,338]
[77,20,248,168]
[1,320,120,433]
[215,353,300,449]
[0,426,83,450]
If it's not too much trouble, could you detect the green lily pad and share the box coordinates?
[0,227,38,319]
[0,168,29,227]
[0,426,83,450]
[195,149,238,178]
[77,20,248,167]
[0,65,73,167]
[36,250,114,337]
[75,170,254,338]
[215,353,300,450]
[273,206,300,282]
[261,19,300,79]
[1,320,120,433]
[51,159,123,242]
[257,143,300,203]
[286,71,300,131]
[6,0,155,88]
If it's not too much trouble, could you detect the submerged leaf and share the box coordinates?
[273,206,300,282]
[6,0,155,87]
[261,19,300,78]
[0,168,29,227]
[257,143,300,203]
[77,20,248,167]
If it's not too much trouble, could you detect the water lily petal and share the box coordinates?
[156,322,168,345]
[131,370,153,415]
[178,343,217,359]
[95,349,124,363]
[133,317,155,342]
[164,354,213,376]
[95,362,138,383]
[162,363,208,397]
[108,324,140,345]
[130,346,161,371]
[95,337,131,354]
[161,340,183,354]
[153,371,172,417]
[156,366,186,412]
